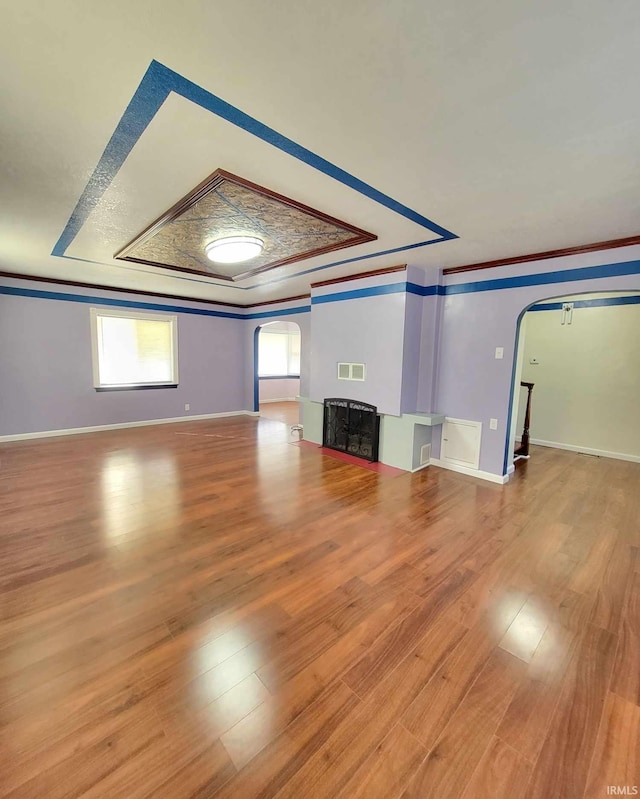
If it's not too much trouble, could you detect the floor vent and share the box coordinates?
[420,443,432,466]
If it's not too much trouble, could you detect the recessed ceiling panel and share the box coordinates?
[115,169,377,281]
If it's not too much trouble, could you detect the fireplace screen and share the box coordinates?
[323,398,380,462]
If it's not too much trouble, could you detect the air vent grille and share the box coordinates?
[420,443,432,466]
[337,362,366,381]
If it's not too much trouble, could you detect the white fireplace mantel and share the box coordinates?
[296,397,444,472]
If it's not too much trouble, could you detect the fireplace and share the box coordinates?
[322,398,380,462]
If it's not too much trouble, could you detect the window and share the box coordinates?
[258,327,300,376]
[90,308,178,388]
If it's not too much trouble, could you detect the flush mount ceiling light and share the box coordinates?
[115,169,376,282]
[205,235,264,264]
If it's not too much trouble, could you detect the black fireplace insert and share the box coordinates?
[322,398,380,462]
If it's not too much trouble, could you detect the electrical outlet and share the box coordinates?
[495,347,504,360]
[184,404,190,411]
[490,418,498,430]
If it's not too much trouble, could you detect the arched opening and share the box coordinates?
[505,289,640,473]
[253,321,301,426]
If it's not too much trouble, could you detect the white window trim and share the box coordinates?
[90,307,179,389]
[258,327,300,377]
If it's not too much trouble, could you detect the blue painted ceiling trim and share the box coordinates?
[0,285,310,320]
[257,239,444,288]
[52,60,457,290]
[311,282,407,305]
[529,294,640,311]
[444,259,640,296]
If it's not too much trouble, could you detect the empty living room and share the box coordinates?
[1,2,639,797]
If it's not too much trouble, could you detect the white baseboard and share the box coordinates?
[0,410,257,443]
[430,457,509,485]
[529,438,640,464]
[259,398,297,404]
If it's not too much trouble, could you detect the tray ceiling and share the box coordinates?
[1,1,640,305]
[115,169,376,281]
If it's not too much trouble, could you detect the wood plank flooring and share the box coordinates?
[0,414,639,798]
[258,401,299,426]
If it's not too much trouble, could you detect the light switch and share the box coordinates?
[495,347,504,360]
[529,358,539,365]
[490,418,498,430]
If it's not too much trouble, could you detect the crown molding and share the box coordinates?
[0,271,307,311]
[311,264,406,289]
[443,235,640,275]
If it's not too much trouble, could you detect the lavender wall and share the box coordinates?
[400,290,423,414]
[259,377,300,402]
[309,272,407,416]
[435,245,640,476]
[404,266,443,415]
[4,243,639,480]
[0,279,247,436]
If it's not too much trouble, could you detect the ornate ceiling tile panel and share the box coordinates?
[115,169,377,281]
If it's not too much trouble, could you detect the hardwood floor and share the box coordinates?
[0,417,638,798]
[258,401,299,426]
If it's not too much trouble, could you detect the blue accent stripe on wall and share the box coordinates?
[312,280,441,301]
[445,259,640,296]
[246,306,310,319]
[529,294,640,311]
[52,59,457,284]
[0,285,310,320]
[406,282,441,297]
[311,282,407,305]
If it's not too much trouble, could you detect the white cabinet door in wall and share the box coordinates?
[441,418,482,470]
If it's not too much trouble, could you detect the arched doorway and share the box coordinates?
[505,289,640,472]
[253,321,301,425]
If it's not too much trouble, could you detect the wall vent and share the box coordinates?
[420,443,432,466]
[337,362,366,381]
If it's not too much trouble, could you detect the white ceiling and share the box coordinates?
[1,0,639,305]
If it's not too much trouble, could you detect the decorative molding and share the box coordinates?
[311,264,406,288]
[0,270,244,308]
[259,397,298,403]
[115,168,377,282]
[245,294,310,308]
[443,234,640,275]
[529,438,640,464]
[95,384,178,392]
[429,457,509,485]
[0,410,257,443]
[0,277,311,316]
[258,375,301,380]
[446,258,640,296]
[311,282,407,305]
[530,294,640,312]
[52,60,456,293]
